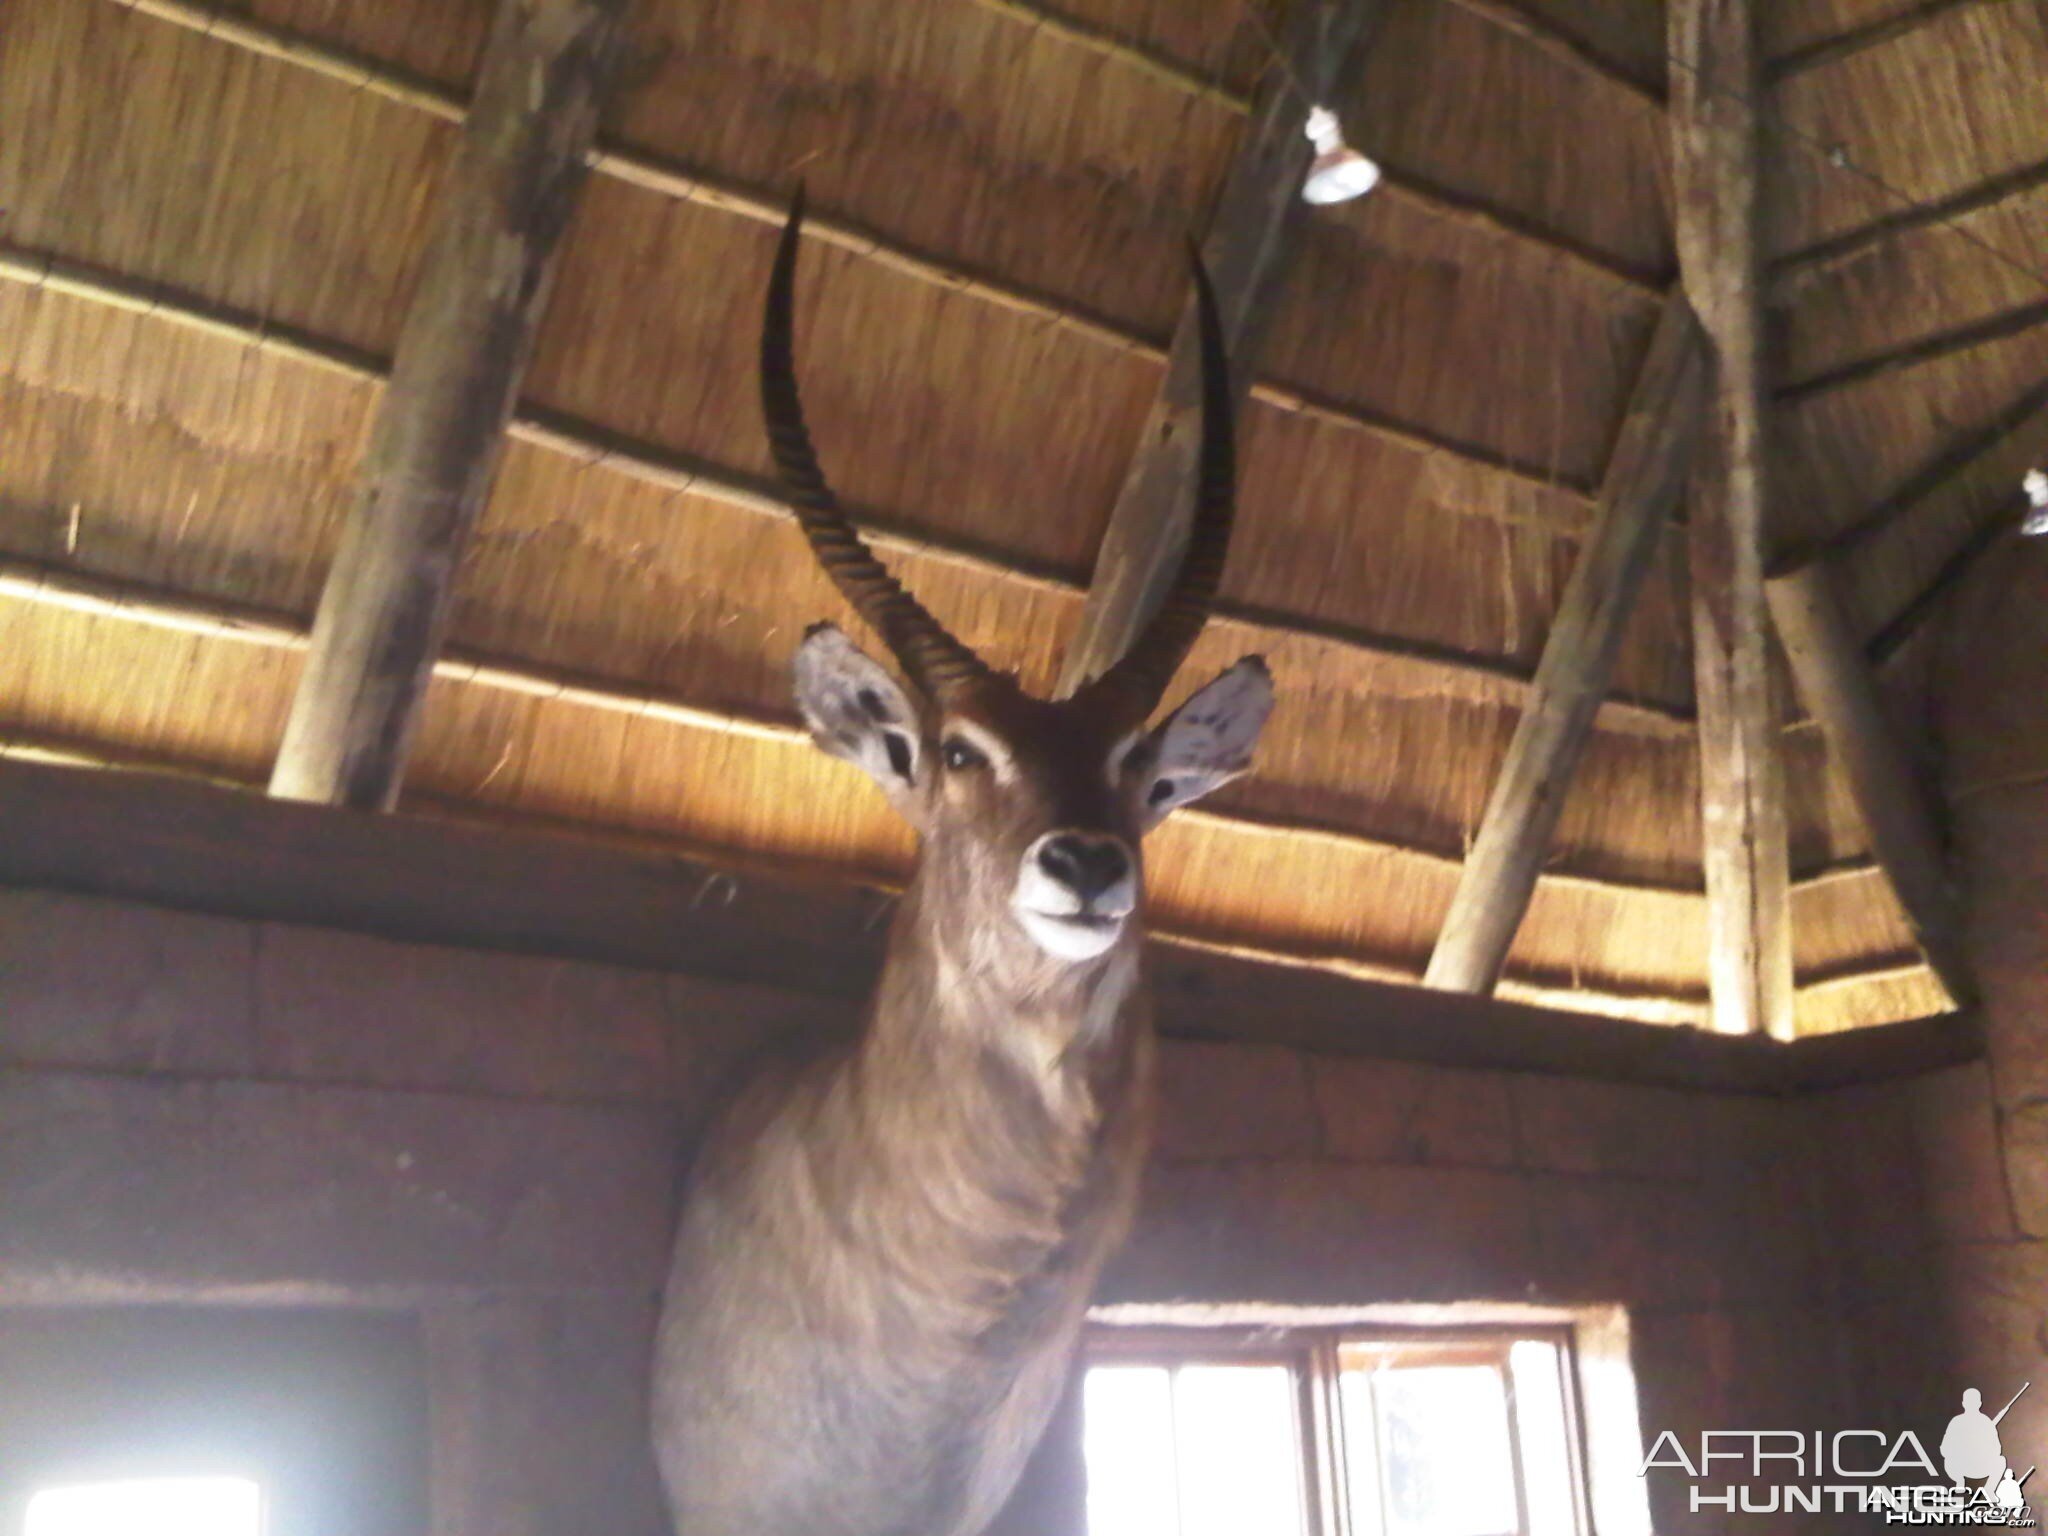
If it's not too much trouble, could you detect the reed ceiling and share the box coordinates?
[2,0,2041,1033]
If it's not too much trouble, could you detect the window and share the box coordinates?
[25,1477,263,1536]
[0,1308,429,1536]
[1083,1326,1589,1536]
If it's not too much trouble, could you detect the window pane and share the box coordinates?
[26,1478,263,1536]
[1085,1365,1181,1536]
[1373,1365,1518,1536]
[1511,1339,1578,1536]
[1170,1366,1306,1536]
[1339,1368,1386,1536]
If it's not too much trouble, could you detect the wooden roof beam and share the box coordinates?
[1425,291,1708,994]
[0,725,1702,1029]
[110,0,1628,507]
[0,743,1983,1070]
[1058,0,1382,695]
[2,749,1986,1075]
[1771,154,2048,300]
[1440,0,1666,107]
[268,0,627,809]
[960,0,1246,112]
[0,554,1697,904]
[0,241,1694,737]
[964,0,1675,297]
[1754,378,2048,1012]
[1796,376,2048,664]
[1792,376,2048,569]
[972,0,1669,112]
[1766,0,1996,81]
[1672,0,1795,1039]
[116,0,1663,323]
[1766,560,1973,1005]
[1866,493,2031,666]
[1777,297,2048,405]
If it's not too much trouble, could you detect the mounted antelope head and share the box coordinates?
[652,193,1272,1536]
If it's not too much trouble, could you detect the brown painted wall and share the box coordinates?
[0,883,1957,1532]
[1781,530,2048,1510]
[1924,532,2048,1478]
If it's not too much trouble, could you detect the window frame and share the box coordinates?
[1082,1321,1594,1536]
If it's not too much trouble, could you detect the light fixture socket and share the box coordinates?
[1302,106,1380,206]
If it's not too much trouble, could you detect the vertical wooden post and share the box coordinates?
[270,0,629,809]
[1057,0,1381,696]
[1425,294,1707,994]
[1671,0,1795,1037]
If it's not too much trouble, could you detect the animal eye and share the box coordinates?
[1117,739,1156,779]
[941,737,988,772]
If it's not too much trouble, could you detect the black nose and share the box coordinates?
[1038,835,1131,903]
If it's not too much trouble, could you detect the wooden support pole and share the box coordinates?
[1056,0,1380,696]
[1766,561,1973,1005]
[1672,0,1795,1037]
[269,0,628,809]
[1425,294,1708,994]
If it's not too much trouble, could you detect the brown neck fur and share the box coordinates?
[815,865,1150,1296]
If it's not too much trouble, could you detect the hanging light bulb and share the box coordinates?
[2023,469,2048,537]
[1302,106,1380,206]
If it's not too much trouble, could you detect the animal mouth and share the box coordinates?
[1014,903,1129,959]
[1031,911,1121,932]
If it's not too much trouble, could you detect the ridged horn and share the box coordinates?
[761,188,990,699]
[1081,243,1238,720]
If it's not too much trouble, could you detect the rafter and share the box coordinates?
[1792,375,2048,568]
[1777,297,2048,405]
[1772,374,2048,668]
[0,555,1890,911]
[1795,955,1947,996]
[961,0,1247,112]
[112,0,1664,324]
[1755,292,2048,1033]
[1767,561,1973,1005]
[1770,154,2048,299]
[1766,0,1996,80]
[973,0,1671,112]
[1425,292,1708,995]
[1374,164,1669,296]
[267,0,627,809]
[0,555,1697,903]
[112,0,1642,514]
[1060,0,1383,694]
[0,241,1702,741]
[1440,0,1666,107]
[0,730,1714,1028]
[1865,502,2023,667]
[0,561,1911,1031]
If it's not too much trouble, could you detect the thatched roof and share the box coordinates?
[3,0,2040,1032]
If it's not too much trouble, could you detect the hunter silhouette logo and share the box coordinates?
[1938,1386,2035,1527]
[1640,1381,2036,1525]
[1943,1387,2025,1490]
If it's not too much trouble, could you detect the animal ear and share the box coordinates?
[1136,657,1273,832]
[792,624,925,815]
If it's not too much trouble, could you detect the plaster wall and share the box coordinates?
[0,883,1897,1532]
